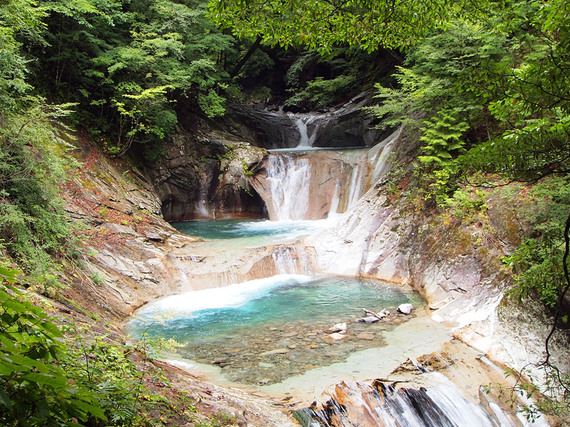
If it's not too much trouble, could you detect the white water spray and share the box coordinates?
[266,154,311,220]
[271,246,299,274]
[347,164,365,209]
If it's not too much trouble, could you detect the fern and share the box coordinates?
[418,110,469,167]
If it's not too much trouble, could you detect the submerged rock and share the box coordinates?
[328,332,348,341]
[357,316,380,324]
[259,348,289,356]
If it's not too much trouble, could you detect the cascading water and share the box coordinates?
[293,114,322,148]
[256,149,374,221]
[347,164,365,209]
[295,117,311,148]
[293,380,528,427]
[131,123,532,425]
[271,246,299,274]
[266,154,311,220]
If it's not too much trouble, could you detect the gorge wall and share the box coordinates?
[62,107,567,424]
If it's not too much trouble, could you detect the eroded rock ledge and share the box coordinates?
[61,126,567,425]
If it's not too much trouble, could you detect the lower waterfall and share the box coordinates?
[293,380,530,427]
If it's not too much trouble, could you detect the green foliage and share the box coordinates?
[284,51,319,88]
[109,85,176,156]
[61,330,150,425]
[285,75,357,110]
[0,265,107,426]
[0,102,76,279]
[199,89,227,118]
[368,20,506,129]
[241,159,254,176]
[444,187,487,220]
[486,364,570,422]
[460,0,570,181]
[419,110,469,166]
[0,264,225,426]
[282,48,380,110]
[0,0,44,115]
[416,111,469,202]
[504,177,570,307]
[366,21,509,200]
[26,0,237,154]
[208,0,490,52]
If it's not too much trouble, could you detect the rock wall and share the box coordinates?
[228,93,389,149]
[61,139,298,424]
[145,128,267,220]
[62,139,286,321]
[303,129,569,390]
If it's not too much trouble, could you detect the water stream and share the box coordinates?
[126,123,539,425]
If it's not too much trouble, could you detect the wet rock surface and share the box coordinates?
[146,127,268,220]
[176,312,415,386]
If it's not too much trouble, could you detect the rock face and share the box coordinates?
[62,140,302,320]
[228,93,389,149]
[302,129,569,388]
[145,128,267,220]
[228,105,300,149]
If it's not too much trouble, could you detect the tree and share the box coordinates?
[28,0,237,155]
[0,0,44,115]
[208,0,489,52]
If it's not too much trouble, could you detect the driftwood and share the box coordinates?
[408,357,430,373]
[362,308,389,320]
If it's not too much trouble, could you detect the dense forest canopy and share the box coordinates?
[0,0,569,423]
[208,0,490,51]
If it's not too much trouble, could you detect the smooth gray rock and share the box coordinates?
[397,303,414,315]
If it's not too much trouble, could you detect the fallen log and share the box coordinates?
[362,308,389,320]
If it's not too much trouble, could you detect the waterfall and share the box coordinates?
[266,154,311,220]
[346,164,365,209]
[294,380,527,427]
[291,114,323,148]
[328,180,341,217]
[295,117,311,148]
[251,129,403,221]
[196,181,211,218]
[271,246,299,274]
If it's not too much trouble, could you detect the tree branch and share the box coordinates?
[543,212,570,366]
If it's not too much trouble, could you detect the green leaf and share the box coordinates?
[0,389,13,409]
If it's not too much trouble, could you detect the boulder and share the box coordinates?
[329,332,348,341]
[327,322,347,334]
[397,303,414,315]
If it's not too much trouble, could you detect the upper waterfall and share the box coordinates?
[250,129,401,221]
[290,113,326,148]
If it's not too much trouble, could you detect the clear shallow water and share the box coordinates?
[127,275,424,385]
[171,218,330,246]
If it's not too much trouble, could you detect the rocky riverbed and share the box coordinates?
[176,310,414,385]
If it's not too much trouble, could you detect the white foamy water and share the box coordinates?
[266,155,311,220]
[134,274,312,319]
[236,218,333,239]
